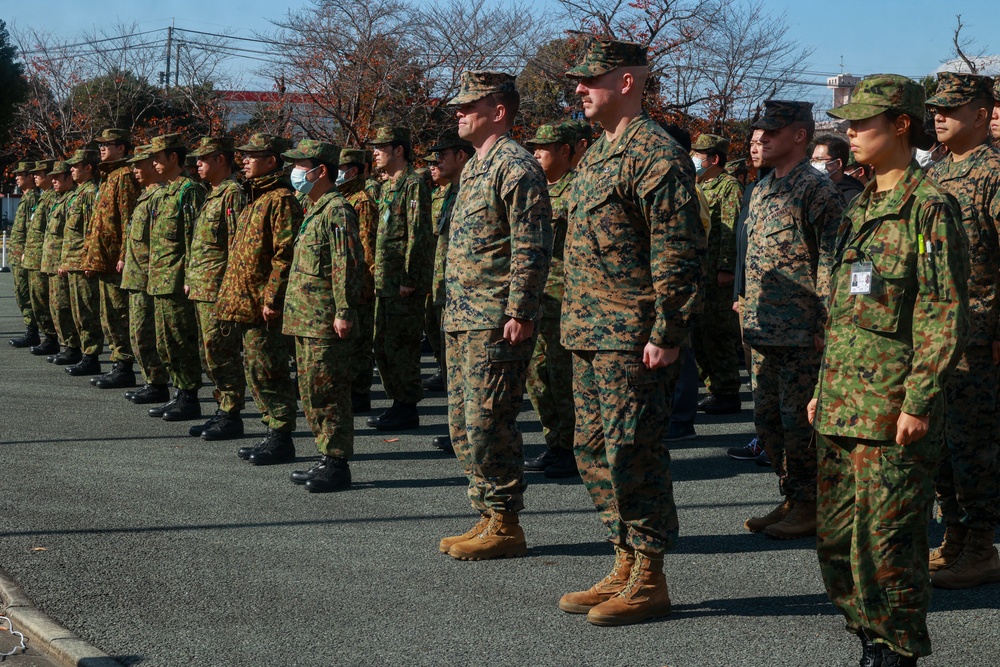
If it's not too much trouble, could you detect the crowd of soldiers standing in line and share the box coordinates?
[5,36,1000,664]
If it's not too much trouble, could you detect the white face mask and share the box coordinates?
[810,160,831,177]
[336,168,356,186]
[915,148,937,168]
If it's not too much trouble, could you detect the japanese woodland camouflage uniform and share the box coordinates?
[370,127,434,407]
[562,106,704,556]
[147,135,208,393]
[60,151,104,359]
[120,153,169,387]
[188,138,247,414]
[82,132,139,364]
[743,103,846,507]
[41,166,80,351]
[215,134,302,434]
[424,174,453,369]
[691,134,743,398]
[924,74,1000,558]
[22,163,58,342]
[9,168,37,330]
[283,142,365,460]
[444,74,552,516]
[338,148,379,398]
[525,124,576,456]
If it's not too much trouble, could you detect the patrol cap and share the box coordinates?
[566,38,648,79]
[48,161,71,176]
[447,70,517,106]
[994,77,1000,103]
[926,71,995,108]
[281,139,342,169]
[562,119,594,144]
[726,158,747,174]
[752,101,814,130]
[65,149,100,166]
[30,159,56,173]
[190,136,236,158]
[368,126,411,146]
[691,133,730,154]
[428,130,473,153]
[126,145,154,164]
[423,152,440,164]
[236,133,289,155]
[94,128,130,144]
[339,148,367,169]
[149,133,186,154]
[14,161,35,173]
[525,123,576,147]
[827,74,934,150]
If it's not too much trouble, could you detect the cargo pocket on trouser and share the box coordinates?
[483,339,533,413]
[879,584,930,658]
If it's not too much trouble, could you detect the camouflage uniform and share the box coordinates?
[120,160,169,387]
[215,134,302,434]
[23,164,58,340]
[425,178,454,367]
[524,124,576,455]
[282,141,365,459]
[338,148,379,398]
[690,134,743,398]
[188,137,247,414]
[743,103,846,504]
[61,151,104,357]
[82,130,139,363]
[41,168,80,350]
[562,105,704,554]
[9,167,37,329]
[370,127,434,406]
[815,75,970,660]
[925,74,1000,535]
[444,72,552,514]
[147,135,207,392]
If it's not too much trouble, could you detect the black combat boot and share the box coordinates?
[161,389,201,421]
[304,457,351,493]
[9,325,40,348]
[66,354,101,376]
[201,410,244,441]
[857,632,882,667]
[879,645,917,666]
[290,456,331,484]
[237,432,268,460]
[369,401,419,431]
[148,392,181,418]
[94,361,136,389]
[431,435,454,455]
[422,369,446,392]
[247,429,295,466]
[29,335,59,356]
[129,383,170,404]
[52,347,82,365]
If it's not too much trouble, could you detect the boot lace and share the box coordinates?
[616,552,646,598]
[596,547,630,588]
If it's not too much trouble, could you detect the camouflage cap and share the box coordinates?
[447,70,517,106]
[566,38,648,79]
[691,133,730,154]
[94,128,130,144]
[30,159,56,173]
[126,145,154,164]
[14,161,35,173]
[48,161,71,176]
[525,123,577,147]
[926,71,995,108]
[562,119,594,144]
[235,133,289,155]
[65,149,100,166]
[827,74,933,150]
[994,77,1000,103]
[339,148,368,168]
[423,152,440,164]
[752,100,814,130]
[368,126,412,146]
[281,139,342,166]
[726,158,747,174]
[428,129,473,153]
[149,133,186,154]
[190,136,236,158]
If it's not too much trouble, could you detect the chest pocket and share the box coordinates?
[853,271,905,333]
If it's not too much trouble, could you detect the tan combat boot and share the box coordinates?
[558,546,636,614]
[928,524,968,573]
[764,500,817,540]
[448,511,527,560]
[745,499,792,533]
[586,551,672,626]
[931,529,1000,589]
[438,511,492,554]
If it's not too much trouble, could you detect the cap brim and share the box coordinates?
[751,117,792,130]
[565,63,614,79]
[925,94,974,108]
[826,103,894,121]
[189,148,219,158]
[280,150,311,160]
[446,91,490,106]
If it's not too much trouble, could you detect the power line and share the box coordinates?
[19,29,164,56]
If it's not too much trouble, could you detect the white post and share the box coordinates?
[0,231,9,272]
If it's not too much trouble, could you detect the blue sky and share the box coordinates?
[11,0,999,108]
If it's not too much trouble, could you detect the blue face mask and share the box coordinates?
[290,166,320,194]
[693,157,707,176]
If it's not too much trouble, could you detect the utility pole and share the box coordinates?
[165,24,172,91]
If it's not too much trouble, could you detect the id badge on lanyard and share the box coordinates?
[850,261,873,295]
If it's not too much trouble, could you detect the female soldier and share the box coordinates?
[808,75,969,665]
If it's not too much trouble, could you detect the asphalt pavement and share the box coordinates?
[0,271,997,667]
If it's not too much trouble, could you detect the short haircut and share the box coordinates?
[812,133,850,166]
[883,110,924,150]
[307,158,340,180]
[702,147,728,169]
[486,90,521,123]
[661,123,692,153]
[792,118,816,143]
[389,142,412,162]
[169,147,188,165]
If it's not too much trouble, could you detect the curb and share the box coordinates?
[0,569,121,667]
